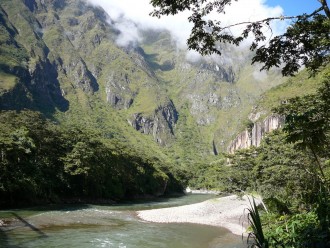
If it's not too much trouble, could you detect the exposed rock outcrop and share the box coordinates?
[199,63,235,83]
[63,59,99,93]
[227,114,285,153]
[105,72,134,109]
[251,114,285,147]
[128,100,178,146]
[187,88,241,126]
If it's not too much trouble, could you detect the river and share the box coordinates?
[0,195,246,248]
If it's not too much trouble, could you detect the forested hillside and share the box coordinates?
[0,110,180,207]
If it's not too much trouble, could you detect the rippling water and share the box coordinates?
[0,195,246,248]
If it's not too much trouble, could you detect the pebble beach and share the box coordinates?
[137,195,259,236]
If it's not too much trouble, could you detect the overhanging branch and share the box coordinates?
[219,6,325,32]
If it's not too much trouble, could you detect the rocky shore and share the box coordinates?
[137,195,259,236]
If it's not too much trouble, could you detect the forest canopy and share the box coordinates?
[0,110,182,207]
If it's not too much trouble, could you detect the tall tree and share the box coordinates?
[275,73,330,180]
[150,0,330,76]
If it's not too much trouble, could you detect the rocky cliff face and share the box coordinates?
[227,114,285,153]
[128,99,178,146]
[251,114,285,147]
[187,87,241,126]
[105,72,134,109]
[198,63,236,83]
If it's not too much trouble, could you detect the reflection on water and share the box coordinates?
[0,195,246,248]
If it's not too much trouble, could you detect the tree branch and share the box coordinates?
[219,6,325,32]
[319,0,330,18]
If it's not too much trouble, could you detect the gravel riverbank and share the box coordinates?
[137,195,259,236]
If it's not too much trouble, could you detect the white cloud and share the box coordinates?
[114,20,142,47]
[86,0,192,48]
[186,50,202,63]
[86,0,287,50]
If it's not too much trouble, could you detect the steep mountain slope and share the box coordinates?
[138,29,285,158]
[0,0,285,166]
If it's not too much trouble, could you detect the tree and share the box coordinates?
[150,0,330,76]
[275,73,330,180]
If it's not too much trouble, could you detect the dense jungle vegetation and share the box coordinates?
[0,110,185,208]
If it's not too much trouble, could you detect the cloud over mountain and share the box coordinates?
[86,0,287,49]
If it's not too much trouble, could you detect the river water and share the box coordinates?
[0,195,246,248]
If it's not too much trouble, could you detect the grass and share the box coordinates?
[126,87,159,116]
[0,71,18,92]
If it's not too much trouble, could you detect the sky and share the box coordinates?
[266,0,322,16]
[86,0,323,52]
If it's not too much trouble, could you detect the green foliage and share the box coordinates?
[0,11,29,70]
[229,133,329,246]
[253,14,330,76]
[0,110,63,205]
[227,129,326,213]
[225,148,258,193]
[188,159,231,191]
[0,110,181,208]
[0,71,18,93]
[247,198,270,248]
[275,74,330,160]
[263,211,327,247]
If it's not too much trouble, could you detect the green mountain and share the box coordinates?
[0,0,285,153]
[0,0,303,205]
